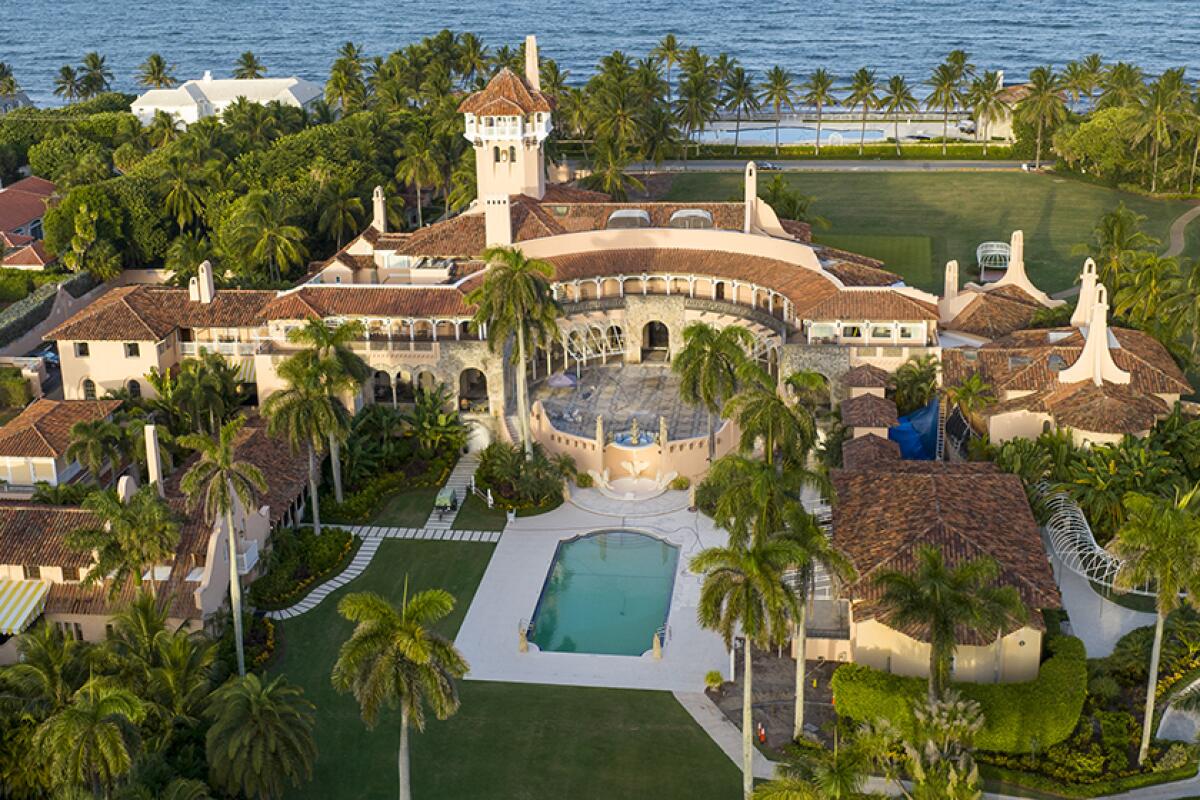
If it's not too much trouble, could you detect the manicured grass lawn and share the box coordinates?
[813,232,935,287]
[664,171,1195,292]
[451,493,508,531]
[369,487,438,527]
[270,539,741,799]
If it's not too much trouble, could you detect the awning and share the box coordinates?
[0,579,50,635]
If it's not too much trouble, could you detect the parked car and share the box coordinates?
[757,161,782,171]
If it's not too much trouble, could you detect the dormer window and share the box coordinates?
[1048,354,1068,371]
[668,209,714,229]
[1008,355,1032,369]
[606,209,651,229]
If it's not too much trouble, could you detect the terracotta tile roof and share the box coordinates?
[544,247,839,316]
[457,68,554,115]
[831,465,1061,643]
[5,176,55,197]
[46,286,276,342]
[260,285,473,320]
[0,503,99,571]
[840,364,892,388]
[942,326,1190,396]
[821,259,903,287]
[0,231,34,249]
[803,290,938,322]
[779,219,813,243]
[0,183,52,232]
[983,380,1169,434]
[840,393,899,428]
[947,287,1043,339]
[541,184,610,202]
[841,433,901,470]
[0,399,121,458]
[3,241,53,267]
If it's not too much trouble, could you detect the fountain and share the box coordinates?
[613,417,655,447]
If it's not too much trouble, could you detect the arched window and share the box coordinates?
[82,379,96,400]
[508,146,517,163]
[493,146,501,163]
[127,380,141,399]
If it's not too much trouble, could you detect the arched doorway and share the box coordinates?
[641,321,669,362]
[459,368,488,412]
[414,369,438,395]
[373,370,393,404]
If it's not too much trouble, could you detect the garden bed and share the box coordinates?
[979,756,1198,798]
[248,527,359,611]
[322,455,455,525]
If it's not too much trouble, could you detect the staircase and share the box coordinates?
[424,454,481,530]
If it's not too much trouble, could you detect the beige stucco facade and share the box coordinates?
[851,617,1043,684]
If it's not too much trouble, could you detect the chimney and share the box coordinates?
[188,276,200,302]
[524,35,541,91]
[1058,283,1131,386]
[145,423,165,497]
[1008,230,1025,281]
[943,260,959,303]
[116,475,137,503]
[1070,258,1097,328]
[484,195,512,247]
[743,162,758,233]
[372,185,387,233]
[197,260,215,304]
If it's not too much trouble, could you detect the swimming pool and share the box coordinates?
[529,530,679,656]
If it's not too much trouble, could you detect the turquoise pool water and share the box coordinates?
[530,530,679,656]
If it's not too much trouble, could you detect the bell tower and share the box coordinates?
[458,35,552,201]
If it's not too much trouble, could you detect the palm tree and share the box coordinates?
[66,419,123,485]
[137,53,176,88]
[874,546,1026,700]
[725,365,816,467]
[333,589,469,800]
[760,67,797,156]
[673,322,753,461]
[395,128,443,229]
[880,75,918,156]
[178,417,267,677]
[467,245,561,459]
[160,151,207,232]
[757,727,869,799]
[652,34,682,101]
[231,190,308,282]
[0,62,17,96]
[1082,203,1159,289]
[637,105,682,169]
[233,51,266,80]
[146,629,216,736]
[80,52,113,98]
[282,318,370,503]
[147,109,181,149]
[704,454,829,547]
[675,73,719,168]
[35,679,144,797]
[66,486,180,598]
[944,371,994,428]
[846,68,880,156]
[1109,486,1200,766]
[53,66,83,102]
[1017,66,1067,169]
[723,67,760,156]
[1132,68,1187,193]
[892,354,939,415]
[693,536,804,799]
[5,622,90,713]
[925,63,961,156]
[965,70,1007,155]
[1099,61,1145,110]
[579,137,645,200]
[317,180,364,250]
[205,674,317,800]
[801,68,836,155]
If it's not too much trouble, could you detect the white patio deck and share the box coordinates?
[454,489,730,691]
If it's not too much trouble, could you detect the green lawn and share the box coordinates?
[368,487,439,527]
[270,539,741,799]
[451,493,508,531]
[664,171,1196,293]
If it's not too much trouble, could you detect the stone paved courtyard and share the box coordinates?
[533,363,714,440]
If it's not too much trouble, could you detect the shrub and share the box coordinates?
[0,271,30,303]
[1154,743,1195,773]
[0,366,28,408]
[704,670,724,691]
[669,475,691,491]
[321,455,453,524]
[476,441,568,510]
[575,472,594,488]
[247,526,357,609]
[831,635,1087,753]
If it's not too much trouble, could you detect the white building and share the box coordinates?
[131,72,323,125]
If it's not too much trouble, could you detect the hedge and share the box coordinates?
[322,455,455,524]
[978,756,1198,798]
[0,271,100,348]
[830,635,1087,753]
[0,366,29,408]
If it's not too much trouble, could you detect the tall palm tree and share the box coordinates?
[1099,61,1145,110]
[874,546,1026,700]
[1132,68,1187,193]
[693,536,804,799]
[5,622,89,713]
[579,137,645,200]
[1083,202,1159,289]
[146,629,216,736]
[147,109,181,149]
[178,417,267,677]
[1109,486,1200,766]
[205,674,317,800]
[457,32,489,87]
[317,180,364,250]
[637,105,682,169]
[725,365,816,467]
[282,318,369,503]
[233,51,266,80]
[965,70,1007,154]
[35,679,144,797]
[760,66,797,156]
[880,75,918,156]
[395,128,443,229]
[652,34,682,101]
[925,63,961,155]
[675,73,719,168]
[1017,66,1067,169]
[944,371,994,429]
[53,66,83,103]
[801,68,836,155]
[892,353,939,415]
[333,589,469,800]
[66,486,180,598]
[467,245,561,459]
[80,52,113,98]
[136,53,176,88]
[673,322,753,461]
[723,67,760,156]
[0,62,17,96]
[160,151,207,232]
[704,454,829,547]
[846,68,880,156]
[231,190,308,282]
[66,419,123,485]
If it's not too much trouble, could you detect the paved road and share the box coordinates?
[1164,202,1200,258]
[627,159,1027,173]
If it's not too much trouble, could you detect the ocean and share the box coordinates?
[6,0,1200,107]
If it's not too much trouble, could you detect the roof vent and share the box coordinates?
[605,209,651,230]
[668,209,713,229]
[1007,355,1032,369]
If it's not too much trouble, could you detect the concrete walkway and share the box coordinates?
[1163,203,1200,258]
[1047,548,1155,658]
[423,453,480,531]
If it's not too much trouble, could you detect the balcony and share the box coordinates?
[236,540,258,575]
[180,341,256,357]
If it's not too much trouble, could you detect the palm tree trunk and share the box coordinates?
[734,107,741,156]
[742,639,754,799]
[515,324,533,459]
[398,707,412,800]
[814,104,822,156]
[793,604,807,740]
[226,505,246,677]
[1151,139,1159,194]
[1189,134,1200,195]
[774,104,781,156]
[859,108,867,155]
[942,109,948,156]
[308,444,322,537]
[1035,121,1044,169]
[894,117,901,157]
[328,433,344,504]
[706,408,715,462]
[415,181,423,228]
[1138,611,1165,766]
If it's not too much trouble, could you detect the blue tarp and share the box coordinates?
[889,398,939,460]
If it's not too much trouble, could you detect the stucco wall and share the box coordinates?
[60,336,176,400]
[852,618,1042,684]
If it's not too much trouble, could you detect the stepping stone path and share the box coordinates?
[266,455,502,621]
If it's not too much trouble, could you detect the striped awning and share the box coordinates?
[234,357,256,384]
[0,579,50,635]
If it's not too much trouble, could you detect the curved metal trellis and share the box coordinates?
[1043,490,1155,597]
[976,241,1011,272]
